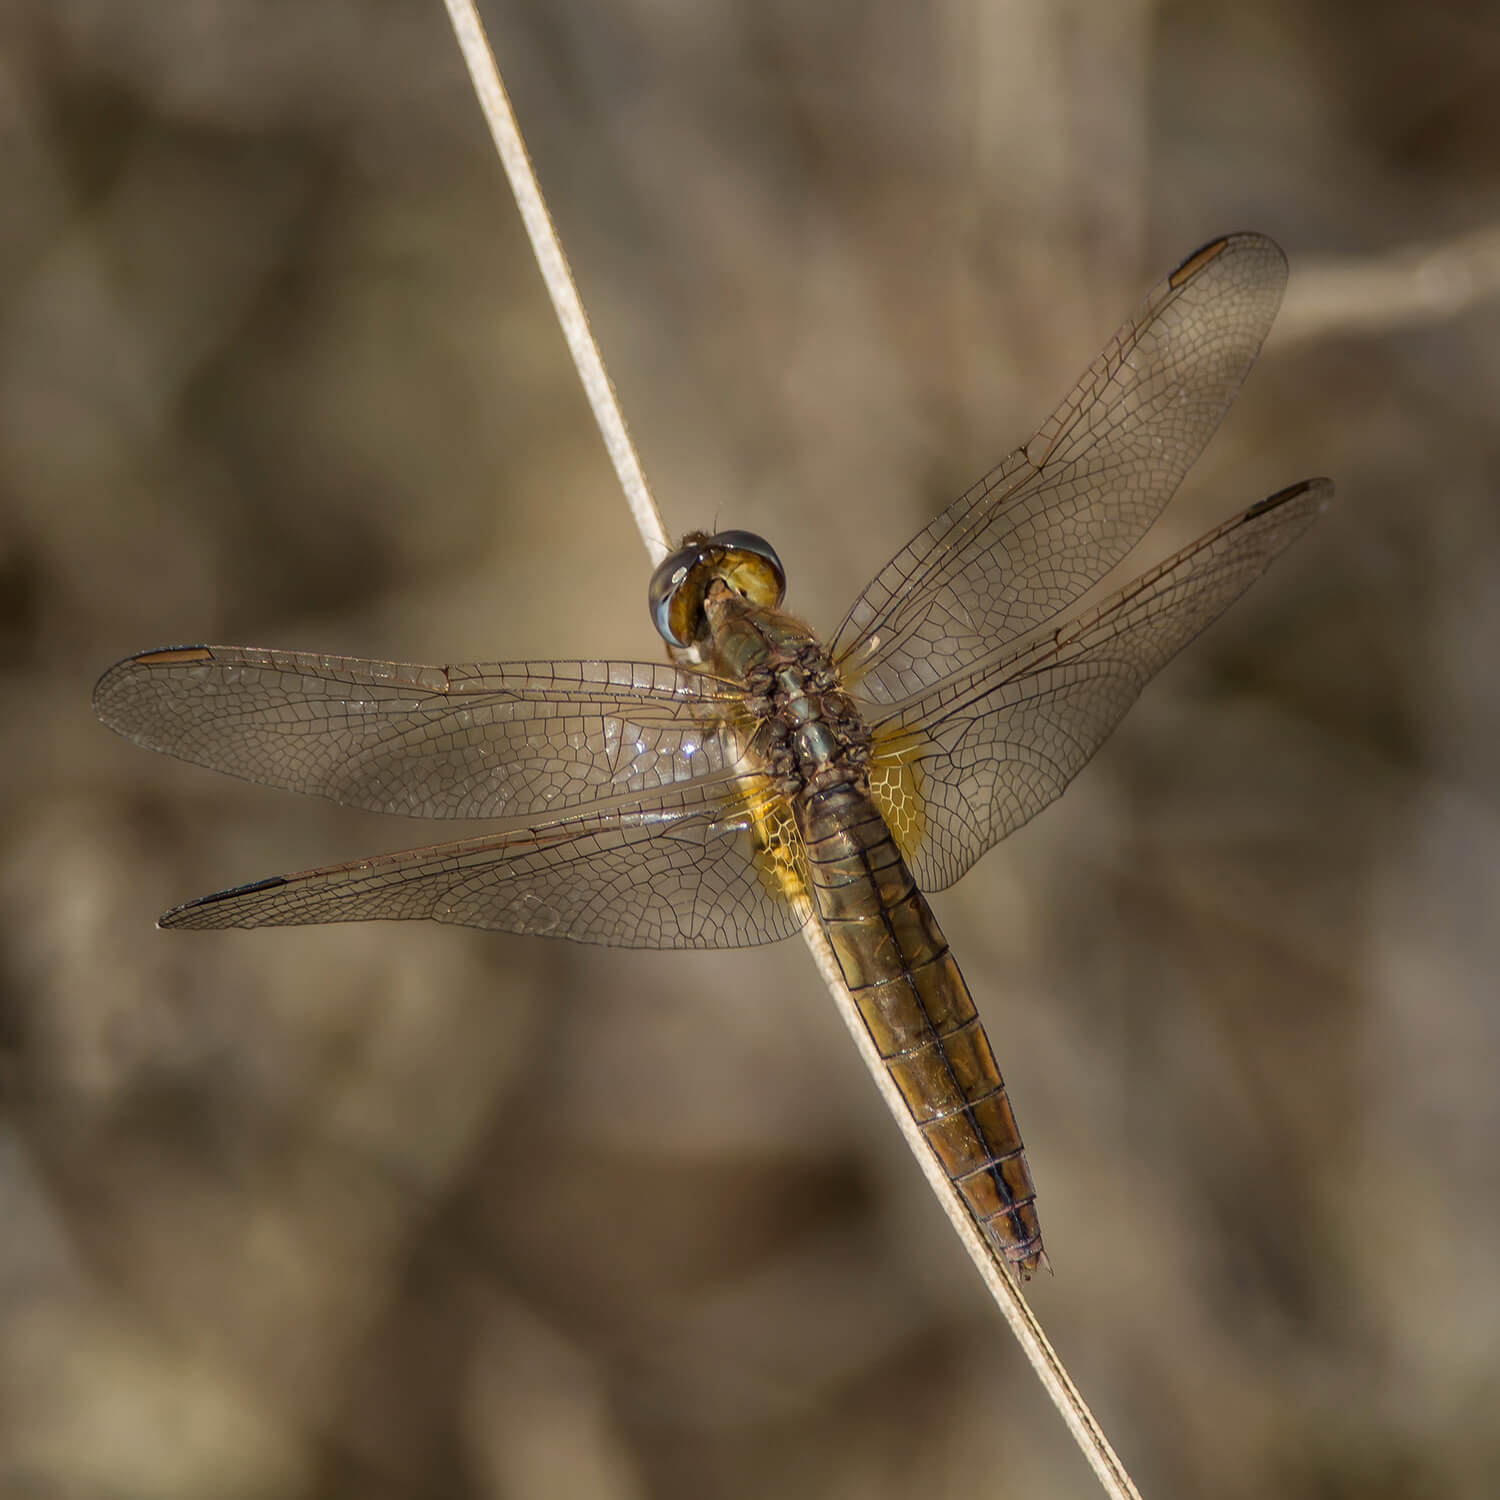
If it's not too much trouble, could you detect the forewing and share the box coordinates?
[862,479,1329,892]
[833,233,1289,702]
[93,646,746,820]
[158,777,812,948]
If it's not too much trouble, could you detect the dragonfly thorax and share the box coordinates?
[743,649,871,800]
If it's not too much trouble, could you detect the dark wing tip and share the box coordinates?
[93,644,214,719]
[129,646,216,667]
[1169,236,1232,287]
[1242,476,1334,521]
[158,875,288,930]
[1168,230,1286,290]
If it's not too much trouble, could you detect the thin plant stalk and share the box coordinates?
[441,0,670,564]
[439,3,1143,1496]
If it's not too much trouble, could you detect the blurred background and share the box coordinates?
[3,1,1498,1496]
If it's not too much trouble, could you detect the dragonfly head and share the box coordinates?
[648,530,786,647]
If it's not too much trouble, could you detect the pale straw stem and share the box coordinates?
[439,3,1140,1495]
[803,920,1142,1500]
[441,0,671,564]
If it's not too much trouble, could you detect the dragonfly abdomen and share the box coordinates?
[797,783,1045,1278]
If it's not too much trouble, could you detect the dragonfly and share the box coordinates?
[94,232,1328,1280]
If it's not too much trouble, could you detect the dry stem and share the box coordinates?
[439,3,1142,1495]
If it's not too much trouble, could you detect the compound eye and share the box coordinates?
[708,532,787,609]
[648,542,708,648]
[647,531,787,647]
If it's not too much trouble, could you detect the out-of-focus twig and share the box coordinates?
[1276,224,1500,344]
[438,2,1143,1497]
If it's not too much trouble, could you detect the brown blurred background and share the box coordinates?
[3,2,1498,1497]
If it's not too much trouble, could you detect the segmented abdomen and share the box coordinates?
[795,782,1044,1277]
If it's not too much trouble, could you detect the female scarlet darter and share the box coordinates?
[94,232,1329,1280]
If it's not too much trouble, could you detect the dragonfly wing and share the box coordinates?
[93,646,747,820]
[158,775,812,948]
[862,479,1329,892]
[833,233,1289,703]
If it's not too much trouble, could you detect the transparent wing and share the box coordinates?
[863,479,1329,892]
[833,233,1289,703]
[158,777,813,948]
[93,646,747,820]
